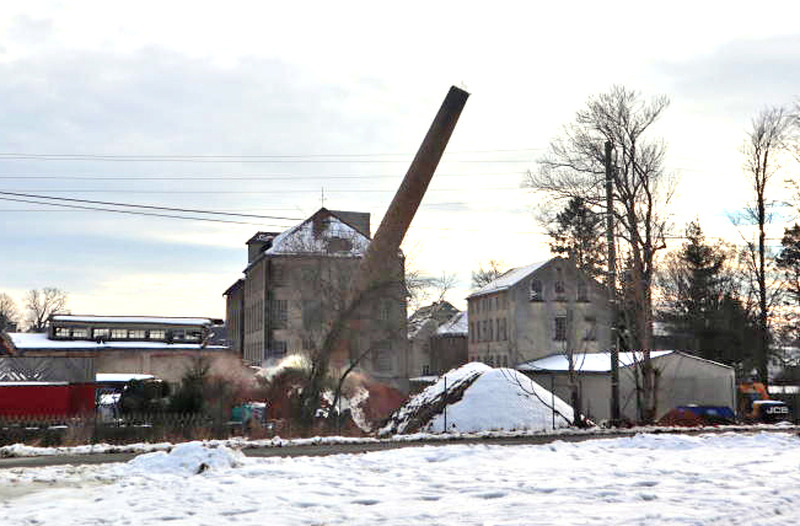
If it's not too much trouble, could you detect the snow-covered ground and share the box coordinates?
[1,431,799,525]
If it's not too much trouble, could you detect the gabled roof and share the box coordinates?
[436,311,468,336]
[407,301,460,338]
[262,208,370,258]
[467,259,550,299]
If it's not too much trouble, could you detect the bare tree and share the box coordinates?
[471,260,507,290]
[526,86,675,423]
[0,293,19,332]
[25,287,69,332]
[740,106,791,383]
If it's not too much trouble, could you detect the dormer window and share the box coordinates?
[530,279,543,301]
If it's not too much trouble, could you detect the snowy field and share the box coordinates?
[1,432,799,525]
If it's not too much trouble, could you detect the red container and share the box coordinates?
[0,383,96,418]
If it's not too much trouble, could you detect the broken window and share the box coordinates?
[302,300,322,330]
[583,316,597,341]
[530,279,543,301]
[577,281,588,302]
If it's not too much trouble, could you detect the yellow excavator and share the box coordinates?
[737,382,790,423]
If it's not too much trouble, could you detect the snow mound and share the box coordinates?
[380,363,574,435]
[122,442,245,476]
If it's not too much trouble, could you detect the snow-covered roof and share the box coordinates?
[468,260,549,298]
[264,210,369,257]
[436,311,468,336]
[407,301,460,339]
[517,351,675,373]
[51,315,217,326]
[7,333,228,352]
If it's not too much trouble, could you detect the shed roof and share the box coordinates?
[517,351,675,373]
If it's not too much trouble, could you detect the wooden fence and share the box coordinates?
[0,413,287,447]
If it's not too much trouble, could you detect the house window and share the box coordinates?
[302,300,322,330]
[500,318,507,341]
[583,316,597,341]
[128,329,146,339]
[373,344,393,372]
[148,330,166,340]
[267,340,287,359]
[555,267,565,295]
[554,316,567,341]
[379,299,392,322]
[577,282,589,302]
[111,328,127,339]
[530,279,543,301]
[271,299,288,329]
[488,319,494,341]
[482,320,488,342]
[470,322,475,343]
[422,364,431,376]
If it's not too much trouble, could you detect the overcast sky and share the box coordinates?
[2,1,800,319]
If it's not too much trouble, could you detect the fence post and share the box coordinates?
[443,376,448,433]
[551,375,556,431]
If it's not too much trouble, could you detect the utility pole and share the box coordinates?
[605,140,621,425]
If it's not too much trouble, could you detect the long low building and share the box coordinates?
[517,350,736,423]
[2,315,239,384]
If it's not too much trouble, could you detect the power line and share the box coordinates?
[0,187,522,194]
[0,191,304,220]
[0,148,543,161]
[0,196,275,226]
[0,171,524,181]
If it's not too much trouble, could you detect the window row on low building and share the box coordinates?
[529,278,589,302]
[469,318,508,343]
[473,293,508,314]
[469,354,510,367]
[52,326,202,342]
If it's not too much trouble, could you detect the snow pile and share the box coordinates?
[120,442,245,476]
[381,363,574,435]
